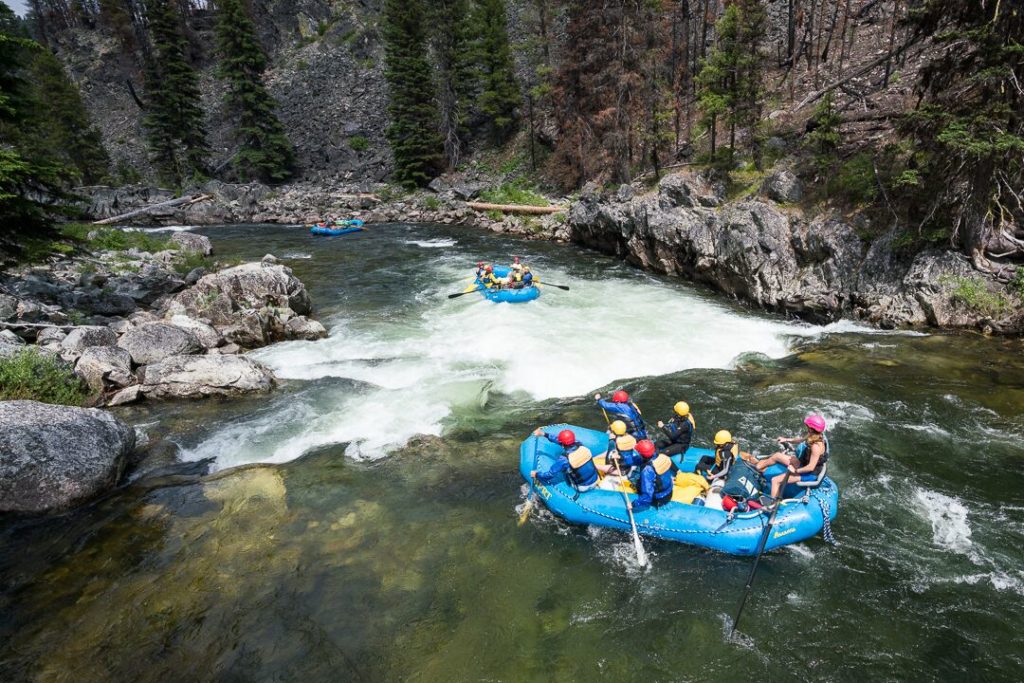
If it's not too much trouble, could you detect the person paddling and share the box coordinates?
[531,428,613,493]
[656,401,696,456]
[632,441,674,512]
[479,265,503,289]
[595,390,648,439]
[756,415,830,502]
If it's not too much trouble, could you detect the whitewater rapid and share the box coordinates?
[180,243,843,469]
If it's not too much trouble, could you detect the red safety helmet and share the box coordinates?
[556,429,576,446]
[612,390,630,403]
[485,265,493,272]
[513,256,520,263]
[636,439,656,458]
[477,261,484,267]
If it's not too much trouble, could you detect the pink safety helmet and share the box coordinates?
[804,415,827,433]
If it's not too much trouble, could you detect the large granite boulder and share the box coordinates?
[118,322,203,365]
[60,326,118,356]
[170,232,213,256]
[166,314,222,350]
[75,346,134,393]
[138,354,275,399]
[0,401,135,513]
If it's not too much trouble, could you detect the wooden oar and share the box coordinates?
[601,406,648,567]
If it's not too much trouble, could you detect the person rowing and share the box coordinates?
[595,390,648,439]
[756,415,830,502]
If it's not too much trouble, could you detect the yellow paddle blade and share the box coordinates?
[517,497,535,526]
[464,283,480,293]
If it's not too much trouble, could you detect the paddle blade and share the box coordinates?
[517,496,535,526]
[448,291,469,299]
[633,533,649,567]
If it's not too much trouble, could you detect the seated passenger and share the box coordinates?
[594,390,648,439]
[475,261,487,280]
[697,430,739,481]
[522,266,534,287]
[756,415,830,501]
[633,452,675,512]
[479,265,503,289]
[607,434,641,477]
[656,401,696,456]
[511,256,524,273]
[531,428,612,493]
[507,268,524,289]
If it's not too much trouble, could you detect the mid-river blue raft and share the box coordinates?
[520,424,839,555]
[310,219,365,236]
[474,265,541,303]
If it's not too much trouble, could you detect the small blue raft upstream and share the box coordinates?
[520,425,839,555]
[310,219,365,236]
[473,265,541,303]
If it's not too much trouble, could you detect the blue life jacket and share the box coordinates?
[663,414,695,444]
[598,399,647,437]
[523,272,534,285]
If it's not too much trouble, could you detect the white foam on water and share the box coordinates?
[946,572,1024,596]
[282,252,313,260]
[784,543,816,561]
[185,256,834,469]
[913,488,975,558]
[404,238,458,248]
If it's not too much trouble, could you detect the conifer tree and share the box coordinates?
[214,0,295,182]
[468,0,520,144]
[142,0,208,187]
[429,0,473,169]
[382,0,443,187]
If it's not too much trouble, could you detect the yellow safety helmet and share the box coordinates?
[609,420,628,436]
[714,429,733,446]
[674,401,690,417]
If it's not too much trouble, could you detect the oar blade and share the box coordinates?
[517,497,535,526]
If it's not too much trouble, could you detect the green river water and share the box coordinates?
[2,223,1023,682]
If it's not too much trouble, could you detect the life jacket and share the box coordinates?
[567,446,599,487]
[796,435,830,474]
[650,454,674,501]
[608,401,645,435]
[721,460,766,501]
[523,272,534,285]
[665,414,696,443]
[714,442,738,471]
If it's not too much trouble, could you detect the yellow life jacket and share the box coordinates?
[715,442,739,468]
[653,454,672,475]
[568,446,593,469]
[615,435,637,451]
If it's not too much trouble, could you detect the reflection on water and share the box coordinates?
[2,223,1024,682]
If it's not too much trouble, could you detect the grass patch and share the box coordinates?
[943,276,1011,317]
[349,135,369,152]
[172,252,213,275]
[60,224,172,253]
[725,165,769,201]
[423,196,441,210]
[0,348,90,406]
[478,182,550,207]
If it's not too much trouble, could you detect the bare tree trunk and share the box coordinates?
[883,0,900,87]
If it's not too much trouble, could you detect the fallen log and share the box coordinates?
[92,194,213,226]
[467,202,566,215]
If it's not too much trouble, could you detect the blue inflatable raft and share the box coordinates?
[520,425,839,555]
[473,265,541,303]
[310,219,365,236]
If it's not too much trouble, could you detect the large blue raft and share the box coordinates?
[310,219,365,236]
[473,265,540,303]
[520,425,839,555]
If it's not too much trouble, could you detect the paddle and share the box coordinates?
[601,406,648,568]
[447,290,476,299]
[538,282,570,291]
[518,437,542,527]
[730,443,797,637]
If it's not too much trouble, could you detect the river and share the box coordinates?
[2,223,1023,682]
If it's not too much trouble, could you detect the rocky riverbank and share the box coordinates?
[76,172,1024,335]
[1,231,326,406]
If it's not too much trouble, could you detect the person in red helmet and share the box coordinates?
[595,390,648,439]
[530,427,612,492]
[632,440,674,511]
[756,415,831,501]
[478,264,503,289]
[475,261,487,279]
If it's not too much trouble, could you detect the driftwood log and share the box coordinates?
[92,194,213,226]
[467,202,566,215]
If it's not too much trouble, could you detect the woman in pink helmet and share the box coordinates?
[755,415,830,501]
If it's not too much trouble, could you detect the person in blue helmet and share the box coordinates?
[530,427,613,493]
[632,446,675,512]
[595,390,648,439]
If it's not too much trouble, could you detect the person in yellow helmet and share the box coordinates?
[656,401,696,456]
[697,429,738,481]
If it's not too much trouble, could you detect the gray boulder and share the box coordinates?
[0,333,26,358]
[0,293,17,321]
[0,401,135,513]
[139,354,275,399]
[170,232,213,256]
[762,169,804,203]
[61,326,118,355]
[118,322,203,365]
[36,326,67,346]
[167,314,222,349]
[172,261,312,318]
[75,346,134,393]
[285,316,328,340]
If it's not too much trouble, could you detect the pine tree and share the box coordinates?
[142,0,208,187]
[696,0,765,162]
[382,0,443,187]
[468,0,520,144]
[429,0,473,169]
[214,0,295,182]
[901,0,1023,270]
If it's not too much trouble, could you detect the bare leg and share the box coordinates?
[771,472,788,499]
[756,452,790,472]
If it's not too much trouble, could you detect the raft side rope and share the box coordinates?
[817,497,838,546]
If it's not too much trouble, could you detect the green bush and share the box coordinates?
[1012,267,1024,299]
[172,251,213,275]
[478,182,550,207]
[828,152,878,205]
[349,135,369,152]
[0,348,90,406]
[944,276,1010,317]
[60,224,172,253]
[423,195,441,210]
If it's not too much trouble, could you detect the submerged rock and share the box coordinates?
[0,401,135,513]
[139,354,275,399]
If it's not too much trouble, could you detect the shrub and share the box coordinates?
[828,152,878,205]
[478,182,550,207]
[349,135,369,152]
[1012,267,1024,299]
[0,349,90,406]
[944,276,1010,317]
[423,195,441,210]
[61,224,172,253]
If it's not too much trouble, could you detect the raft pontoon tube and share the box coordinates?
[310,219,365,236]
[520,424,839,555]
[474,265,540,303]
